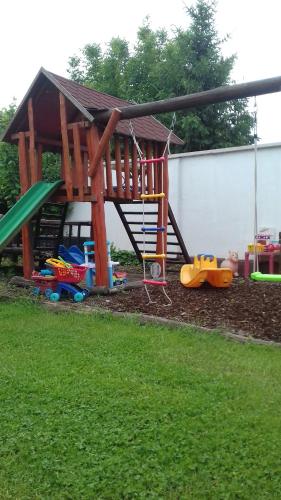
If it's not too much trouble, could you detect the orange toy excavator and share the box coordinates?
[180,254,233,288]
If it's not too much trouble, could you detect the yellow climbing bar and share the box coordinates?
[140,192,165,199]
[142,253,166,259]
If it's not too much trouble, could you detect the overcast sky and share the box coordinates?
[1,0,281,144]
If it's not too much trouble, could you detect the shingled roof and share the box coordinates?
[2,68,183,145]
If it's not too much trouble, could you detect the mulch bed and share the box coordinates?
[92,278,281,342]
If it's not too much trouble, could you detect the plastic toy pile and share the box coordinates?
[32,257,89,302]
[31,241,128,302]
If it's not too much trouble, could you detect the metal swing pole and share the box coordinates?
[253,97,259,273]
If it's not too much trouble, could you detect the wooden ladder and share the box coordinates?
[114,201,191,267]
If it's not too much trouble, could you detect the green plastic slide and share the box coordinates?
[0,180,63,252]
[251,271,281,282]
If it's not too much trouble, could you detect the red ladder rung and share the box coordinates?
[140,157,165,165]
[143,279,168,286]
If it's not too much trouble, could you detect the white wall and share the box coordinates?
[66,142,281,259]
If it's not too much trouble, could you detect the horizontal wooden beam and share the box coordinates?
[67,120,91,130]
[94,75,281,122]
[11,132,88,151]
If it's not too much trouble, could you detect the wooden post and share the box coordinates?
[124,137,131,199]
[156,156,168,274]
[27,98,37,184]
[114,137,123,198]
[87,125,108,287]
[83,152,89,190]
[105,142,114,198]
[37,143,43,181]
[59,93,73,201]
[18,133,30,194]
[146,141,153,194]
[153,142,159,194]
[132,142,139,200]
[72,123,84,200]
[18,132,34,278]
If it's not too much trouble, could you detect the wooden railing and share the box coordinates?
[14,94,166,203]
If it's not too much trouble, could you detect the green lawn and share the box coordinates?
[0,300,281,498]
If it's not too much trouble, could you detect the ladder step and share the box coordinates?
[128,221,172,225]
[130,231,176,236]
[143,279,168,286]
[141,226,165,232]
[142,253,166,260]
[122,211,157,215]
[140,157,165,165]
[141,193,165,200]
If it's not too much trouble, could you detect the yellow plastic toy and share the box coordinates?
[180,254,233,288]
[45,258,72,269]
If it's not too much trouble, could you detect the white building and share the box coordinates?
[66,142,281,259]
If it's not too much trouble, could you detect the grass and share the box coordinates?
[0,300,281,498]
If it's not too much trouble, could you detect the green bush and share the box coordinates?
[110,243,140,266]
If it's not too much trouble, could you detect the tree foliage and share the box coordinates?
[0,103,19,211]
[68,0,253,151]
[0,104,60,211]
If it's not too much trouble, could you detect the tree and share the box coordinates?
[0,103,60,211]
[0,103,19,211]
[67,0,253,151]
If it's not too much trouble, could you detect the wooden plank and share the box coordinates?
[105,142,114,198]
[124,136,131,199]
[87,125,109,287]
[27,98,37,184]
[146,141,153,194]
[132,142,139,200]
[88,108,121,178]
[114,136,123,198]
[59,92,73,201]
[37,143,43,181]
[72,123,84,200]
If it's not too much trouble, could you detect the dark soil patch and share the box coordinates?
[92,278,281,342]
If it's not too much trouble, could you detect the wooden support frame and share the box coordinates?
[86,125,109,287]
[89,108,121,178]
[59,92,73,201]
[18,132,33,278]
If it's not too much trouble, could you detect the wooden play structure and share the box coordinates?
[0,68,187,287]
[2,68,281,288]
